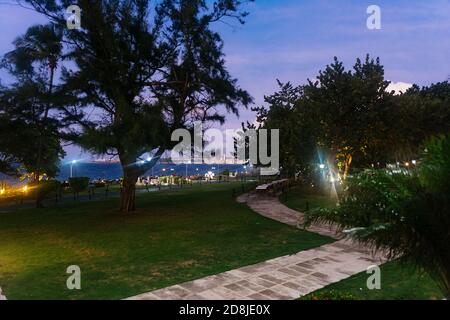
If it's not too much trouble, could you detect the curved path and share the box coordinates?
[127,194,387,300]
[237,193,343,239]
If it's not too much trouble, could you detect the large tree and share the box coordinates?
[256,56,450,181]
[251,81,317,178]
[4,23,63,181]
[303,55,395,178]
[22,0,252,213]
[392,81,450,160]
[1,22,65,207]
[0,78,65,188]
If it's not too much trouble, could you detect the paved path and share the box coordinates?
[237,193,343,240]
[127,193,387,300]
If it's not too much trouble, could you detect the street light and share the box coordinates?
[319,164,325,170]
[70,160,78,178]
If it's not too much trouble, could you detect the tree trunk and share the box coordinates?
[118,148,164,214]
[36,190,45,208]
[343,154,353,180]
[120,170,138,213]
[34,66,55,209]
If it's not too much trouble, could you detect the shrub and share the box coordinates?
[39,180,61,198]
[29,180,61,198]
[68,177,90,194]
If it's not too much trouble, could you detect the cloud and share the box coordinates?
[386,81,413,95]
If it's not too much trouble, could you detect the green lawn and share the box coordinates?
[301,260,444,300]
[0,182,333,300]
[282,186,337,212]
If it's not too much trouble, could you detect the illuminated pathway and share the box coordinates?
[126,194,388,300]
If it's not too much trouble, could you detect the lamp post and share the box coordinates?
[70,160,78,178]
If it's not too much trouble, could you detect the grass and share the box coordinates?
[301,260,444,300]
[0,182,333,300]
[282,186,337,212]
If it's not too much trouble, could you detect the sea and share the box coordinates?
[57,162,248,181]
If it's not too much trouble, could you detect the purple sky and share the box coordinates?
[1,0,449,160]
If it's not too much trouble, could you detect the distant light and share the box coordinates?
[162,168,166,172]
[72,160,78,164]
[23,185,28,193]
[196,168,199,171]
[170,168,174,171]
[405,162,410,167]
[140,160,145,165]
[319,164,325,169]
[0,188,5,195]
[330,177,335,183]
[412,160,417,165]
[146,157,152,162]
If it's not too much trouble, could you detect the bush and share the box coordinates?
[68,177,90,194]
[40,180,61,198]
[29,180,61,199]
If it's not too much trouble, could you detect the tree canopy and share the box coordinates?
[6,0,253,212]
[255,55,450,180]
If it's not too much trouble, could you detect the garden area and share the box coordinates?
[0,182,333,299]
[282,186,446,300]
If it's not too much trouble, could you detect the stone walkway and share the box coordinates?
[237,193,343,240]
[127,193,388,300]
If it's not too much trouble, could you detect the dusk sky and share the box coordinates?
[1,0,449,160]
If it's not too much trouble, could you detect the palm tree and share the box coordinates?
[5,23,63,207]
[6,23,62,100]
[305,135,450,298]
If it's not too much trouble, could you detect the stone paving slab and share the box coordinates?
[126,193,388,300]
